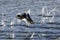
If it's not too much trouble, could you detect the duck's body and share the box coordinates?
[16,13,34,24]
[16,10,34,26]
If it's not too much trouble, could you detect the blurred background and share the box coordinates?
[0,0,60,40]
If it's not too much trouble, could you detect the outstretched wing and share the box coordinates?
[25,9,30,14]
[26,14,34,24]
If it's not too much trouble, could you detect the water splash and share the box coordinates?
[7,33,15,39]
[30,33,35,38]
[41,17,46,23]
[41,7,56,23]
[10,20,15,26]
[17,19,21,23]
[1,13,6,26]
[41,17,49,23]
[10,18,17,28]
[1,20,6,26]
[47,7,56,16]
[10,33,15,39]
[48,7,56,23]
[49,16,55,23]
[41,6,46,15]
[41,6,49,23]
[41,6,48,16]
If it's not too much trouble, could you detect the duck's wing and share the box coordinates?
[25,9,30,14]
[18,13,26,19]
[26,14,34,24]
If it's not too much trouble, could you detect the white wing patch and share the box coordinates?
[25,9,30,14]
[22,18,30,26]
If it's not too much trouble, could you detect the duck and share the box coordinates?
[16,9,34,26]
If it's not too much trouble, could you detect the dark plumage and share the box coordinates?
[16,13,34,24]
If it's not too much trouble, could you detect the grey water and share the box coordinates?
[0,0,60,40]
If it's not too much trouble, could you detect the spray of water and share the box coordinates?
[48,7,56,16]
[1,20,6,26]
[41,6,56,23]
[49,16,55,23]
[1,13,6,26]
[7,33,15,39]
[41,6,46,15]
[10,12,22,28]
[10,18,17,28]
[30,33,35,38]
[41,6,49,23]
[48,7,56,23]
[10,33,15,39]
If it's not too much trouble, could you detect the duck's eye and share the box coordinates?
[17,15,20,17]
